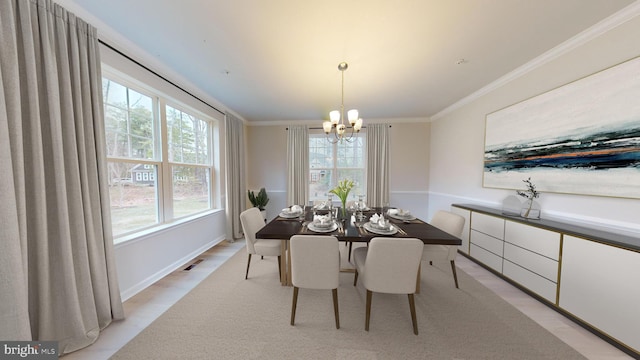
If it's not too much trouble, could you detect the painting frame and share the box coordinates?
[483,56,640,199]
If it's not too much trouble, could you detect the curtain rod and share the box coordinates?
[286,125,391,130]
[99,39,226,117]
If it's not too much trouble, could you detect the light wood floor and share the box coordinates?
[65,240,633,360]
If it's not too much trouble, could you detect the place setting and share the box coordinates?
[386,208,423,224]
[361,213,404,236]
[278,205,304,219]
[306,214,338,233]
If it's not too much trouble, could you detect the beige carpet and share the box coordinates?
[112,245,586,360]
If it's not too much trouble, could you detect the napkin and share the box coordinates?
[313,214,330,224]
[387,208,398,215]
[369,213,380,223]
[398,209,411,216]
[315,202,328,210]
[291,204,302,213]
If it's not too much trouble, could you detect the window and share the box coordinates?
[102,76,214,238]
[309,134,366,202]
[166,105,211,218]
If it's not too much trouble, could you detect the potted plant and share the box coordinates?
[248,188,269,220]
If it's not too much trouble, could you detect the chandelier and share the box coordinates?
[323,62,363,143]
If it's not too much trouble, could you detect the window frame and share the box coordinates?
[308,131,367,202]
[102,68,216,241]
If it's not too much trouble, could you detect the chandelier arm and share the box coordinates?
[326,132,340,144]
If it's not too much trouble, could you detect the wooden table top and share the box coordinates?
[255,207,461,245]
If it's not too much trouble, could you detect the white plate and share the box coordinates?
[363,222,398,235]
[279,211,302,218]
[307,222,338,233]
[388,213,416,221]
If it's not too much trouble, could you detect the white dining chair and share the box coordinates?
[353,237,424,335]
[289,235,341,329]
[422,210,465,288]
[240,207,282,280]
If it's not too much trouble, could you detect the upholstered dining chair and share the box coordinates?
[422,210,465,288]
[289,235,341,328]
[353,237,424,335]
[240,207,282,280]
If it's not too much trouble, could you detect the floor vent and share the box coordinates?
[183,259,204,271]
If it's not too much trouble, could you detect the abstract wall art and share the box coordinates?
[483,56,640,199]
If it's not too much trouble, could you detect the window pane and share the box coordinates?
[337,137,365,168]
[309,169,333,200]
[309,136,333,168]
[173,165,211,218]
[337,169,365,201]
[107,162,158,235]
[102,79,155,159]
[167,106,210,165]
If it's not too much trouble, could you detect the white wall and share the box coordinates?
[428,13,640,236]
[115,211,227,300]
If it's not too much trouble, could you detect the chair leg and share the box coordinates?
[278,256,282,279]
[332,288,340,329]
[245,254,252,279]
[408,294,418,335]
[353,269,359,286]
[290,286,299,326]
[365,290,372,331]
[450,260,459,289]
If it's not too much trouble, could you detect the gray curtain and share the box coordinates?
[225,113,246,240]
[286,125,309,206]
[366,124,390,207]
[0,0,124,354]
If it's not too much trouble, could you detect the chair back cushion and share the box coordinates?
[240,207,265,254]
[362,237,423,294]
[430,210,465,238]
[290,235,340,289]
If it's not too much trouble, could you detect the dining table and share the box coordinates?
[256,206,462,291]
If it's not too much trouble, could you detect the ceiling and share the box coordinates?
[62,0,635,123]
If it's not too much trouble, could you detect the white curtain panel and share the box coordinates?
[286,125,309,206]
[224,113,246,240]
[366,124,390,207]
[0,0,124,354]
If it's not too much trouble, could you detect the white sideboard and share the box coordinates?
[452,204,640,358]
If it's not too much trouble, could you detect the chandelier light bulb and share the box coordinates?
[354,118,363,131]
[329,110,340,125]
[323,121,333,134]
[348,109,359,124]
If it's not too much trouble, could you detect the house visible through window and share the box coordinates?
[309,134,366,202]
[102,75,214,239]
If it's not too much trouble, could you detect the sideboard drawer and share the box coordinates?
[505,221,560,260]
[503,260,557,303]
[470,229,504,256]
[503,243,558,282]
[470,244,503,273]
[471,212,504,239]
